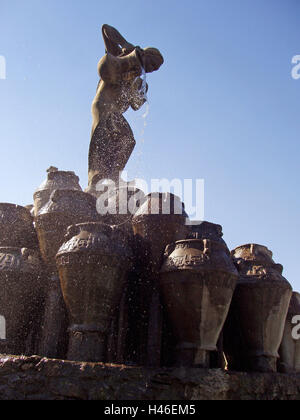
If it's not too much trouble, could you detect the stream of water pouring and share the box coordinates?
[129,67,149,181]
[140,66,149,142]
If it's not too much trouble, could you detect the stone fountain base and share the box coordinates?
[0,355,299,400]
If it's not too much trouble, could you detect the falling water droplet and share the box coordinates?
[139,67,149,144]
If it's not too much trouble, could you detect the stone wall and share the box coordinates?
[0,355,299,400]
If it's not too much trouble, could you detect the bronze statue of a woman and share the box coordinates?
[88,24,164,189]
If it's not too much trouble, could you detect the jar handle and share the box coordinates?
[64,224,79,241]
[203,239,211,255]
[164,242,176,258]
[274,263,283,274]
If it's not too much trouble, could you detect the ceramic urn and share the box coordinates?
[33,167,82,217]
[225,244,292,373]
[56,222,133,362]
[99,183,145,236]
[184,221,230,368]
[132,192,188,273]
[0,247,42,355]
[35,189,98,359]
[131,193,189,365]
[160,236,238,368]
[0,203,38,249]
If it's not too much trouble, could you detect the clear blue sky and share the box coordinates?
[0,0,299,288]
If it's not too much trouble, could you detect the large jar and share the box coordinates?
[160,238,238,367]
[278,292,300,374]
[35,189,98,359]
[33,167,82,217]
[35,189,98,271]
[0,203,37,249]
[0,247,43,355]
[225,244,292,373]
[56,222,133,362]
[183,220,229,368]
[132,193,188,272]
[131,193,189,365]
[99,184,145,236]
[187,221,227,246]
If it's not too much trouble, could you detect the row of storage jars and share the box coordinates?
[0,168,298,373]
